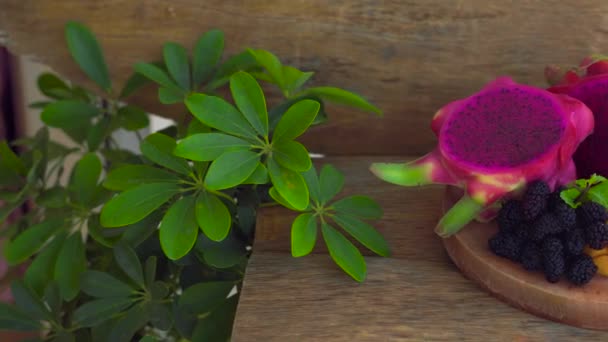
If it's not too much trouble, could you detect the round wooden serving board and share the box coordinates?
[442,187,608,330]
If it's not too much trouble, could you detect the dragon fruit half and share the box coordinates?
[371,77,594,237]
[547,57,608,178]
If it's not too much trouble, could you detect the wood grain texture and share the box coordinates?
[3,1,608,155]
[235,156,608,340]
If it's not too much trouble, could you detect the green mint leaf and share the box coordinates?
[174,133,251,161]
[230,71,268,136]
[24,233,66,296]
[185,94,258,141]
[268,187,300,211]
[192,29,224,86]
[69,152,102,206]
[103,164,180,191]
[291,213,317,257]
[141,133,191,175]
[65,21,111,92]
[282,66,313,95]
[302,87,381,115]
[321,223,366,282]
[332,214,390,257]
[332,195,383,220]
[163,42,191,90]
[114,241,145,288]
[40,100,99,143]
[0,302,41,331]
[11,280,52,321]
[195,192,232,242]
[117,105,149,131]
[80,270,134,298]
[301,166,321,203]
[242,163,269,184]
[247,49,284,88]
[37,73,71,99]
[54,234,87,301]
[588,181,608,208]
[319,164,345,204]
[204,150,260,190]
[73,297,133,327]
[4,218,63,265]
[159,196,199,260]
[133,62,182,93]
[267,157,309,210]
[101,183,181,227]
[272,99,319,143]
[272,140,312,172]
[560,188,581,208]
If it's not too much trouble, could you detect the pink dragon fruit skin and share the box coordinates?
[371,77,594,237]
[548,58,608,178]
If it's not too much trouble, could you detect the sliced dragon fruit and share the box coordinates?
[371,77,594,237]
[548,57,608,178]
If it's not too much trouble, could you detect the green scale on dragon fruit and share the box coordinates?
[371,77,594,237]
[548,57,608,179]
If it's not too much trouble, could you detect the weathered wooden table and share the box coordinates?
[3,1,608,340]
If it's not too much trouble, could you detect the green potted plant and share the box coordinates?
[0,22,388,341]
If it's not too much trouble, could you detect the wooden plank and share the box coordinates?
[233,253,608,341]
[255,156,447,261]
[3,1,608,155]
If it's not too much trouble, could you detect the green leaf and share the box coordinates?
[191,296,238,342]
[179,281,233,313]
[243,162,269,184]
[185,94,258,140]
[268,187,299,211]
[302,87,381,115]
[267,157,309,210]
[150,281,169,300]
[54,234,86,301]
[192,29,224,86]
[104,164,180,191]
[119,72,150,99]
[87,116,111,151]
[202,237,246,269]
[11,280,52,321]
[73,297,134,327]
[69,152,102,206]
[273,140,311,172]
[205,150,260,190]
[144,256,157,288]
[36,187,68,209]
[117,105,149,131]
[101,183,181,227]
[150,302,173,331]
[247,49,284,87]
[332,214,389,257]
[187,119,211,135]
[301,166,321,203]
[163,42,191,90]
[87,214,118,248]
[43,281,62,317]
[211,51,259,89]
[332,195,383,220]
[65,21,111,91]
[4,218,63,264]
[174,133,251,161]
[282,66,313,94]
[0,302,41,331]
[40,100,99,142]
[141,133,191,175]
[291,213,317,257]
[319,164,344,203]
[120,211,162,247]
[52,331,76,342]
[272,99,319,142]
[159,196,199,260]
[158,86,186,104]
[37,73,71,99]
[81,270,135,298]
[322,223,366,282]
[133,62,182,93]
[113,242,145,287]
[561,188,581,208]
[0,141,26,175]
[588,182,608,208]
[195,192,232,242]
[230,71,268,136]
[25,233,66,296]
[140,337,160,342]
[108,302,151,342]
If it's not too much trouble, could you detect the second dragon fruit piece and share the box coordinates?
[370,77,594,237]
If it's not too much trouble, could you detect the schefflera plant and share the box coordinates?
[100,28,389,280]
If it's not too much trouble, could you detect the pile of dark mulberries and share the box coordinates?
[489,180,608,286]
